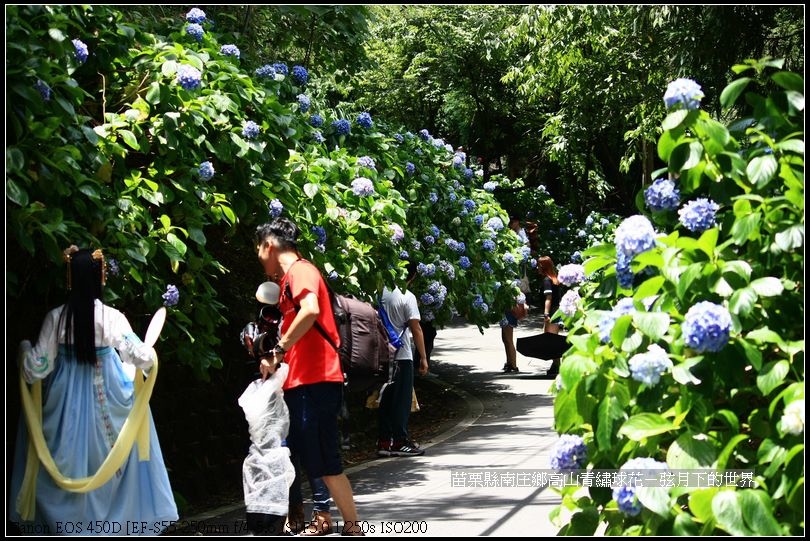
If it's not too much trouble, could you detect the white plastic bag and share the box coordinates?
[238,363,296,516]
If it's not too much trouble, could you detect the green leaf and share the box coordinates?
[633,275,665,301]
[596,394,625,451]
[677,264,703,300]
[730,213,761,245]
[739,491,781,536]
[785,90,804,112]
[566,507,599,536]
[756,360,790,396]
[746,155,778,188]
[688,488,719,523]
[729,287,757,318]
[48,28,66,42]
[145,82,161,104]
[6,178,29,207]
[696,227,719,258]
[610,314,632,348]
[749,277,783,297]
[672,357,702,385]
[776,139,804,155]
[722,260,752,282]
[119,129,140,150]
[662,109,689,130]
[714,434,748,471]
[774,225,804,252]
[166,232,188,258]
[7,147,24,172]
[771,71,804,93]
[54,96,75,116]
[632,312,670,341]
[712,491,752,536]
[720,77,751,109]
[303,183,320,198]
[636,486,671,517]
[673,513,700,536]
[667,432,717,470]
[188,227,206,246]
[81,126,99,145]
[619,413,679,440]
[670,141,703,172]
[161,60,178,77]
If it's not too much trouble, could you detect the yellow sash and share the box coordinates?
[16,358,157,521]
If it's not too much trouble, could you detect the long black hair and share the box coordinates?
[60,249,104,364]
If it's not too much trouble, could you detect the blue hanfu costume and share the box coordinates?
[9,300,178,535]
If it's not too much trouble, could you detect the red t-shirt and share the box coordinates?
[278,259,343,390]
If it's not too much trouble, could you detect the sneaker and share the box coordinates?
[389,440,425,457]
[376,438,392,457]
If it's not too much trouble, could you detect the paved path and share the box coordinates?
[177,311,564,537]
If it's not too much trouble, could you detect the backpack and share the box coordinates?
[285,282,394,392]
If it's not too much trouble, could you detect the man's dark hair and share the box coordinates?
[406,260,418,282]
[255,218,299,250]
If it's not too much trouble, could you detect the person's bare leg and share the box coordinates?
[501,325,517,369]
[322,473,362,534]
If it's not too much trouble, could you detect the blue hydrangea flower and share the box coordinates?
[577,229,587,238]
[616,251,634,289]
[645,177,680,212]
[272,63,288,76]
[482,261,491,272]
[615,215,656,258]
[629,344,673,385]
[463,199,476,212]
[423,235,435,246]
[683,301,732,353]
[308,114,323,128]
[444,238,459,252]
[34,79,51,101]
[432,137,445,148]
[220,44,240,59]
[486,217,504,231]
[198,161,214,181]
[394,133,404,144]
[438,261,455,280]
[176,65,202,90]
[558,264,586,287]
[473,215,484,226]
[598,297,636,343]
[328,270,338,281]
[503,253,516,265]
[459,256,471,269]
[560,290,581,317]
[268,198,283,218]
[550,434,587,470]
[357,156,376,169]
[571,251,582,263]
[292,65,308,85]
[613,457,668,516]
[601,218,610,226]
[452,154,464,168]
[664,78,704,110]
[311,225,327,246]
[411,239,422,250]
[530,259,538,269]
[406,162,415,176]
[585,215,594,227]
[481,239,496,252]
[107,257,120,276]
[428,192,438,203]
[420,292,435,305]
[185,23,204,42]
[351,177,374,196]
[356,111,373,129]
[417,263,436,277]
[186,8,206,23]
[430,225,440,238]
[162,284,180,307]
[242,120,260,140]
[72,39,89,64]
[255,64,276,79]
[399,250,409,260]
[332,119,350,136]
[678,198,719,233]
[295,94,310,112]
[312,131,325,144]
[483,181,498,192]
[418,129,430,141]
[464,168,473,179]
[389,223,404,243]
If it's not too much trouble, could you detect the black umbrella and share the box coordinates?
[516,332,570,360]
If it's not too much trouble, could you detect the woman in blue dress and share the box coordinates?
[9,247,178,535]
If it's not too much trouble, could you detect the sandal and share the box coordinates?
[283,503,305,535]
[300,511,333,536]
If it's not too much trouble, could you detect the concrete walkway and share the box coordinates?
[178,310,564,537]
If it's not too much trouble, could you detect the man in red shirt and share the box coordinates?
[255,218,363,536]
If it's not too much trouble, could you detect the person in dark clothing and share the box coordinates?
[537,256,563,375]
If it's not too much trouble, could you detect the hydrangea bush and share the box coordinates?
[549,60,803,535]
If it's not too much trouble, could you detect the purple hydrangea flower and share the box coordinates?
[297,94,311,113]
[357,156,376,169]
[356,111,373,129]
[242,120,260,140]
[162,284,180,307]
[550,434,587,470]
[34,79,51,101]
[452,154,464,168]
[480,239,495,252]
[268,198,283,218]
[645,177,681,212]
[503,253,516,265]
[560,290,581,317]
[176,65,202,90]
[186,8,206,24]
[482,261,492,272]
[72,39,89,64]
[420,292,435,305]
[198,161,215,181]
[350,177,375,196]
[571,251,582,263]
[389,223,405,243]
[220,44,240,59]
[664,78,704,110]
[255,65,276,79]
[309,114,323,127]
[683,301,732,353]
[272,63,288,76]
[615,215,656,258]
[474,215,484,226]
[678,198,719,233]
[439,261,455,280]
[558,263,586,287]
[430,225,440,238]
[463,199,476,212]
[629,344,673,385]
[332,119,350,136]
[292,65,308,85]
[185,23,204,42]
[406,162,416,176]
[393,133,404,144]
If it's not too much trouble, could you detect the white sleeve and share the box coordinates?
[107,308,156,369]
[21,309,60,383]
